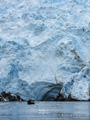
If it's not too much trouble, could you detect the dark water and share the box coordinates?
[0,102,89,120]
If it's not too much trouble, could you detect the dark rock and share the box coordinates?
[67,94,79,101]
[0,92,25,101]
[54,93,66,101]
[55,93,80,101]
[55,92,90,101]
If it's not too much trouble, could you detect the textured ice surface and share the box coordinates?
[61,66,90,100]
[0,0,90,100]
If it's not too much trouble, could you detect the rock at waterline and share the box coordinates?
[0,92,24,101]
[55,93,90,101]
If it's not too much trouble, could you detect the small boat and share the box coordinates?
[27,99,35,104]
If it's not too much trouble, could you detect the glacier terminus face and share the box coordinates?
[0,0,90,100]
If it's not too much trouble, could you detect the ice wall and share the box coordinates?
[0,0,90,100]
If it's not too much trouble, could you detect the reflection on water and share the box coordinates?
[0,102,89,120]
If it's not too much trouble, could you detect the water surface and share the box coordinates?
[0,102,89,120]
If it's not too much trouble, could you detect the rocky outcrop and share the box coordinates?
[0,92,24,101]
[55,93,79,101]
[55,93,90,101]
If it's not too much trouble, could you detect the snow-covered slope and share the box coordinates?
[0,0,90,100]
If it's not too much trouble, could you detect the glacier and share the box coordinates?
[0,0,90,100]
